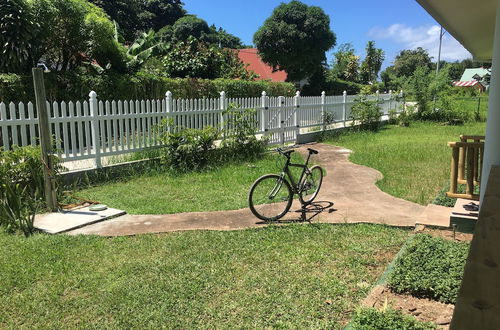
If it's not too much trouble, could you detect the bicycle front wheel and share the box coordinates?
[299,165,323,205]
[248,174,293,221]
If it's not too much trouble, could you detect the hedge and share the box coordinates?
[350,308,436,330]
[0,72,296,102]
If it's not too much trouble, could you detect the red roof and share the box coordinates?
[237,48,287,82]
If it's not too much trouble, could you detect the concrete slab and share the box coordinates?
[452,198,480,218]
[35,206,126,234]
[416,204,452,228]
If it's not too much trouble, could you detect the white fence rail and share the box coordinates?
[0,90,403,168]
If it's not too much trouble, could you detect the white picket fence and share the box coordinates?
[0,90,402,168]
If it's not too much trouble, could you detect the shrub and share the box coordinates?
[220,104,268,161]
[350,308,436,330]
[388,234,469,304]
[0,145,62,235]
[350,96,382,131]
[158,122,219,172]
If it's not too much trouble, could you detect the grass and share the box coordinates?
[323,121,486,205]
[387,234,469,304]
[76,153,305,214]
[0,223,409,328]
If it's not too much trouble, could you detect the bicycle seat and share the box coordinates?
[307,148,318,155]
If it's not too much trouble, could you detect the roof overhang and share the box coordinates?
[416,0,498,61]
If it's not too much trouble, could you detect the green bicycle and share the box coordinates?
[248,147,324,222]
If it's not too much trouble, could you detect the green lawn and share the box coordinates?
[0,224,409,328]
[77,154,304,214]
[324,121,486,205]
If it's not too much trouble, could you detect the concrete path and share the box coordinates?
[68,143,426,236]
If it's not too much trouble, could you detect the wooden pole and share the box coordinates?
[32,68,58,211]
[450,146,459,195]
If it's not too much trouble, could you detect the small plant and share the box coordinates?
[322,110,336,126]
[158,120,219,172]
[388,234,469,304]
[0,183,40,236]
[388,108,398,125]
[350,308,436,330]
[350,96,382,131]
[220,104,268,161]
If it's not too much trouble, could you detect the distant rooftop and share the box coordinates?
[237,48,287,82]
[460,67,491,82]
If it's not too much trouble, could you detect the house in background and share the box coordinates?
[237,48,287,82]
[452,67,492,92]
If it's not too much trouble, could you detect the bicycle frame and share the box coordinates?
[279,152,313,194]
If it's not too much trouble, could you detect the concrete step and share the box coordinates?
[451,198,479,233]
[415,204,452,228]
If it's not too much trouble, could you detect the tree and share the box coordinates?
[88,0,185,42]
[172,15,210,42]
[360,41,385,84]
[0,0,38,73]
[393,47,433,77]
[331,43,360,82]
[31,0,126,72]
[162,37,255,80]
[253,0,336,82]
[209,26,244,49]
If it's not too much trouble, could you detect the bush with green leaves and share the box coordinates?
[158,121,219,172]
[388,234,469,304]
[220,105,268,161]
[350,308,436,330]
[350,96,382,131]
[0,145,62,235]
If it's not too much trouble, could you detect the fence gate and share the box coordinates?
[263,93,299,145]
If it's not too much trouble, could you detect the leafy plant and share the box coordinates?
[220,104,268,160]
[0,183,39,236]
[158,120,219,172]
[388,234,469,304]
[350,96,382,131]
[350,308,436,330]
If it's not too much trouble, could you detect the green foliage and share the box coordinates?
[350,308,436,330]
[0,146,62,236]
[0,72,294,102]
[0,0,38,73]
[88,0,185,42]
[254,0,336,81]
[158,121,219,172]
[331,43,360,82]
[350,96,382,131]
[360,41,385,84]
[221,105,268,161]
[393,47,433,78]
[172,15,210,42]
[162,37,256,80]
[324,75,363,95]
[388,234,469,304]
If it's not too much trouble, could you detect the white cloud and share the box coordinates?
[369,24,472,62]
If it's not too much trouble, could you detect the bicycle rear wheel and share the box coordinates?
[248,174,293,221]
[299,165,323,205]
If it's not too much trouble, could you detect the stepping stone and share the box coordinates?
[34,206,126,234]
[415,204,451,228]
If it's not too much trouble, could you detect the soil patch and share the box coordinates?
[362,285,454,329]
[417,227,473,242]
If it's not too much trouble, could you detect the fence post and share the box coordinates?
[294,91,300,140]
[89,91,101,168]
[321,91,326,130]
[342,90,347,127]
[260,91,267,134]
[400,90,404,112]
[389,89,393,112]
[165,91,172,133]
[32,68,58,211]
[376,90,380,103]
[278,95,285,145]
[219,91,226,133]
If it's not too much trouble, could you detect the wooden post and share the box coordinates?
[466,146,475,196]
[450,145,459,195]
[260,91,267,134]
[89,91,101,168]
[458,135,466,180]
[278,95,285,145]
[32,68,58,211]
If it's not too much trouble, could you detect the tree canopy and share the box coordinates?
[393,47,433,77]
[331,43,360,82]
[253,0,336,82]
[360,41,385,84]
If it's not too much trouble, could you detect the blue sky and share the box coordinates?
[183,0,472,69]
